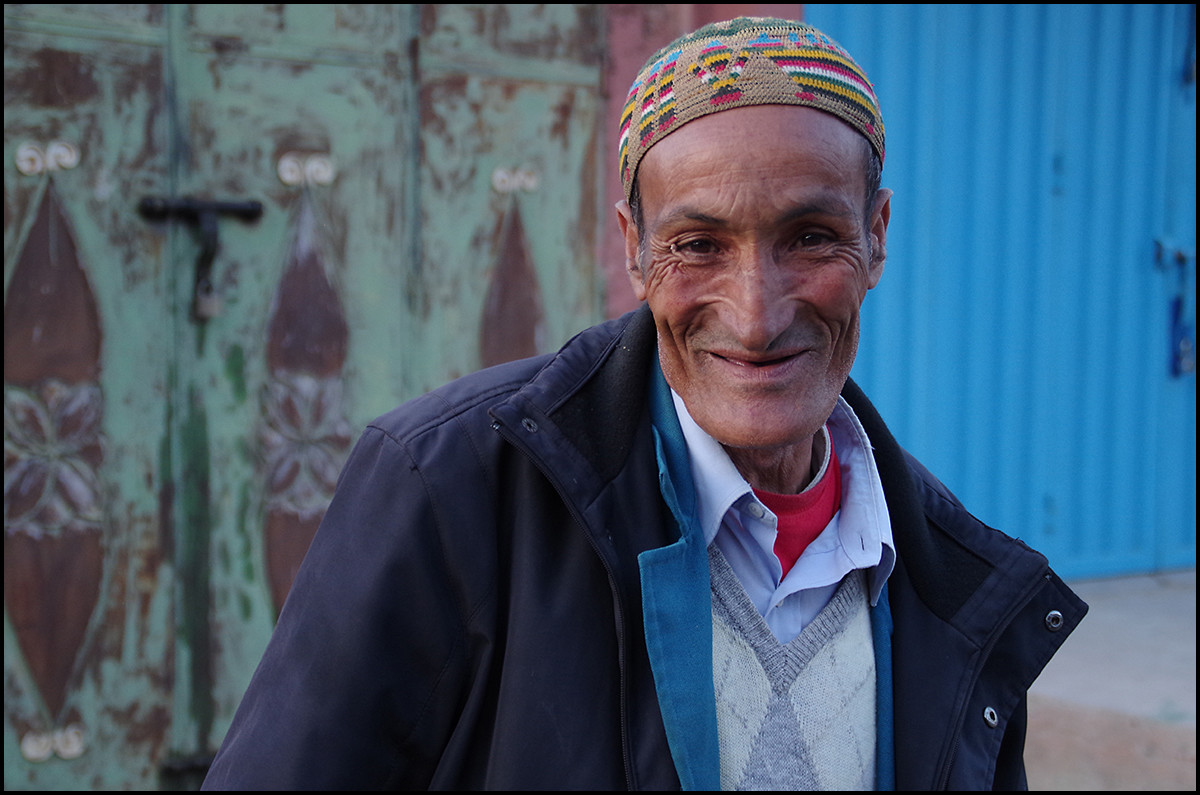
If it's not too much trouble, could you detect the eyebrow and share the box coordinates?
[654,196,857,232]
[655,208,725,228]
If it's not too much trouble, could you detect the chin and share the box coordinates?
[695,404,819,452]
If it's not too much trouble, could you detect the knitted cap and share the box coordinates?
[618,17,885,202]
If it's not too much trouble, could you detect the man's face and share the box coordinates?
[619,105,891,459]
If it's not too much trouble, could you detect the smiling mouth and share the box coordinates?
[712,351,803,368]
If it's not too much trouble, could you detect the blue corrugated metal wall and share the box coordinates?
[805,4,1197,579]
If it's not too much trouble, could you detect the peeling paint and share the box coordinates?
[177,385,214,753]
[6,48,100,107]
[223,345,247,403]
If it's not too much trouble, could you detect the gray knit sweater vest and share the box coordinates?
[709,547,876,790]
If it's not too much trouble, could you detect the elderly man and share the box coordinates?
[203,18,1085,791]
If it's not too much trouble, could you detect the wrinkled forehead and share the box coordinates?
[635,105,874,225]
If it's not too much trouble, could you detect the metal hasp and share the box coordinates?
[138,196,264,321]
[1155,239,1197,377]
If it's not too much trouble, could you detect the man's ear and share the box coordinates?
[616,199,648,301]
[866,188,892,289]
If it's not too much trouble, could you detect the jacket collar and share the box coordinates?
[495,307,657,483]
[496,304,1005,626]
[492,306,1085,790]
[501,304,1049,620]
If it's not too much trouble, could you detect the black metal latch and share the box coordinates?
[1155,239,1196,377]
[138,196,263,321]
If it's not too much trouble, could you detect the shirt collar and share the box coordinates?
[669,389,749,547]
[669,389,896,605]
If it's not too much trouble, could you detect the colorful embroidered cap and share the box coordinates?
[618,17,885,202]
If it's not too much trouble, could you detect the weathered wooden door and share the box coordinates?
[4,4,603,788]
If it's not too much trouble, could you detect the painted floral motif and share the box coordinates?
[259,372,352,518]
[4,380,105,538]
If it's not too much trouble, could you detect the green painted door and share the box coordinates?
[3,4,603,789]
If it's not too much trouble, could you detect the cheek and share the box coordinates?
[640,261,706,319]
[644,277,710,375]
[804,262,872,317]
[652,319,696,400]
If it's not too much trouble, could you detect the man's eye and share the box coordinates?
[670,239,720,256]
[794,232,833,248]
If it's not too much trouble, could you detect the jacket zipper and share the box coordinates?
[491,418,637,790]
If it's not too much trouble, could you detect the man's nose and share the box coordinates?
[722,247,794,351]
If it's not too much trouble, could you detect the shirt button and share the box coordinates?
[746,502,765,519]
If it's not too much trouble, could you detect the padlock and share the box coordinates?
[193,277,222,320]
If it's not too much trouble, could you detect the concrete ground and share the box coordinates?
[1023,569,1196,791]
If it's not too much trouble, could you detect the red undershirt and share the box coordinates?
[753,439,842,579]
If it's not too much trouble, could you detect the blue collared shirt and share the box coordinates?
[670,389,896,644]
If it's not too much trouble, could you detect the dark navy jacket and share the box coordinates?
[203,307,1087,790]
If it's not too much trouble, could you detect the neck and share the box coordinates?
[724,427,826,495]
